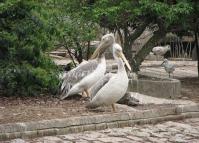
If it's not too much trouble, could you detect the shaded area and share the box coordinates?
[180,77,199,102]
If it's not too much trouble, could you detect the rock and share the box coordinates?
[150,132,165,138]
[164,121,192,131]
[126,136,143,141]
[108,130,127,137]
[73,139,89,143]
[58,135,77,140]
[167,128,181,134]
[169,136,188,143]
[10,139,26,143]
[132,131,150,138]
[159,138,168,142]
[80,132,107,141]
[98,137,130,142]
[92,141,104,143]
[40,136,63,143]
[117,92,139,106]
[153,124,167,132]
[147,137,163,143]
[140,128,153,134]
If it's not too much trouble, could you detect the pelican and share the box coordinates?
[86,43,131,111]
[60,34,115,100]
[152,45,170,60]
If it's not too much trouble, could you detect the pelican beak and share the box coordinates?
[118,52,132,71]
[90,42,102,59]
[90,34,115,59]
[90,40,108,59]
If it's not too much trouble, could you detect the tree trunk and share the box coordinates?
[195,31,199,78]
[86,41,90,60]
[194,0,199,78]
[123,21,149,70]
[123,38,133,66]
[75,42,83,63]
[132,30,166,72]
[63,38,77,67]
[65,46,77,67]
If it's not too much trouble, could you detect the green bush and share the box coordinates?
[0,0,60,96]
[0,59,59,96]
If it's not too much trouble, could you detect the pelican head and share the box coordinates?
[91,33,115,59]
[161,58,168,66]
[113,43,132,71]
[166,45,171,50]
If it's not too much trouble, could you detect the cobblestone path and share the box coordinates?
[7,118,199,143]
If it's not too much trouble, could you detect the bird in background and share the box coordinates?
[152,45,171,60]
[86,43,131,112]
[161,59,175,78]
[60,33,115,100]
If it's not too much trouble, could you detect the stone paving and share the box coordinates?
[6,118,199,143]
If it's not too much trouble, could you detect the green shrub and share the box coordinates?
[0,58,60,96]
[0,0,60,96]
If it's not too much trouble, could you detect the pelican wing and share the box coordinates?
[90,73,114,99]
[86,73,114,108]
[61,59,98,95]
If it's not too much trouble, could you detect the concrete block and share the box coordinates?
[128,78,181,99]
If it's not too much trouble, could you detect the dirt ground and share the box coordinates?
[0,95,99,124]
[0,94,174,124]
[0,77,198,125]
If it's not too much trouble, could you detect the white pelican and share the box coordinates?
[60,34,115,100]
[86,43,131,111]
[152,45,170,60]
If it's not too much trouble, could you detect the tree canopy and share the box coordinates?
[64,0,197,71]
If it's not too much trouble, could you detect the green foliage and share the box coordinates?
[79,0,196,71]
[51,0,99,62]
[139,0,193,26]
[0,60,59,96]
[88,0,194,29]
[0,0,60,96]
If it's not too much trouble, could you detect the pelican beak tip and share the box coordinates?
[119,52,132,71]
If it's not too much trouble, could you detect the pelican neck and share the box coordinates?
[116,58,125,73]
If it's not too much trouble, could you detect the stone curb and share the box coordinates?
[0,104,199,141]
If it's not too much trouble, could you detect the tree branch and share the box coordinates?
[129,21,149,45]
[132,30,166,72]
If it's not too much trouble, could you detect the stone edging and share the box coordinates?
[0,104,199,141]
